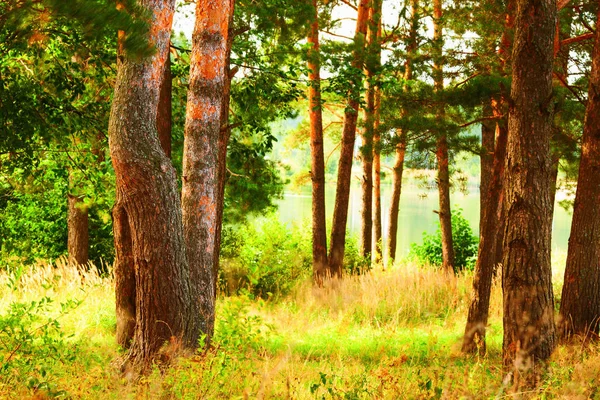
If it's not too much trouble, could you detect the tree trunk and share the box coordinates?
[479,104,495,234]
[462,0,514,353]
[182,0,232,341]
[501,0,556,373]
[359,0,381,260]
[559,7,600,339]
[372,87,382,264]
[307,0,328,283]
[157,53,172,158]
[433,0,454,274]
[328,0,369,277]
[386,0,418,266]
[67,193,88,266]
[109,0,200,363]
[213,0,236,294]
[462,119,508,353]
[369,0,383,265]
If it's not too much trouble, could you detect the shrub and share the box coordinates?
[219,215,312,299]
[409,208,478,273]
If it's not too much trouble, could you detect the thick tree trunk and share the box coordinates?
[157,54,172,158]
[67,193,89,266]
[433,0,454,274]
[182,0,232,341]
[501,0,556,373]
[462,120,508,353]
[307,0,328,283]
[109,0,200,363]
[559,8,600,339]
[328,0,369,277]
[386,0,418,266]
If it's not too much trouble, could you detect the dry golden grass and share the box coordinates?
[1,253,598,399]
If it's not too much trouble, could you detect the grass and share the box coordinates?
[1,255,599,399]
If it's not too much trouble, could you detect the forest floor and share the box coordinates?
[1,256,599,399]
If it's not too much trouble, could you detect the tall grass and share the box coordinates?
[0,255,598,399]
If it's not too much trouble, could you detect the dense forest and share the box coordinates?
[1,0,600,397]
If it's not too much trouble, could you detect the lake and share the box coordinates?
[276,181,573,258]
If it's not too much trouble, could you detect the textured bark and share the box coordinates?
[213,0,236,293]
[328,0,369,277]
[479,103,495,233]
[307,0,328,283]
[386,0,418,266]
[462,0,514,353]
[157,53,172,158]
[372,87,382,264]
[182,0,231,340]
[109,0,200,363]
[559,8,600,339]
[462,120,508,353]
[359,0,381,259]
[433,0,454,274]
[502,0,556,371]
[67,194,89,266]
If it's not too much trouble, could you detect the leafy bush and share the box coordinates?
[219,215,312,299]
[0,268,80,397]
[409,208,478,273]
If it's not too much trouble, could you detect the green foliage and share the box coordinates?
[219,216,312,299]
[409,208,478,273]
[0,269,80,397]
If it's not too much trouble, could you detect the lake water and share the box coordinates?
[276,182,573,258]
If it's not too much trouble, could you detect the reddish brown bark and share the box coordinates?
[359,0,381,260]
[157,53,172,158]
[433,0,454,274]
[479,103,495,233]
[386,0,418,266]
[501,0,556,371]
[328,0,369,277]
[67,193,88,266]
[213,0,236,293]
[559,8,600,339]
[109,0,200,363]
[462,0,514,353]
[372,87,382,264]
[182,0,231,340]
[462,120,508,353]
[307,0,328,283]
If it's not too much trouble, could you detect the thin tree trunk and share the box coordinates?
[462,0,514,353]
[328,0,369,277]
[67,193,88,266]
[479,104,495,234]
[369,1,383,265]
[359,0,381,260]
[157,53,172,158]
[386,0,418,266]
[559,8,600,339]
[110,0,200,363]
[182,0,232,341]
[502,0,556,373]
[462,120,508,353]
[372,87,382,264]
[433,0,454,274]
[307,0,328,283]
[213,0,236,295]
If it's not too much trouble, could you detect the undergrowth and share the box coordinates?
[0,253,597,399]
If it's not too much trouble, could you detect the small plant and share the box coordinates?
[0,267,81,397]
[409,208,478,273]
